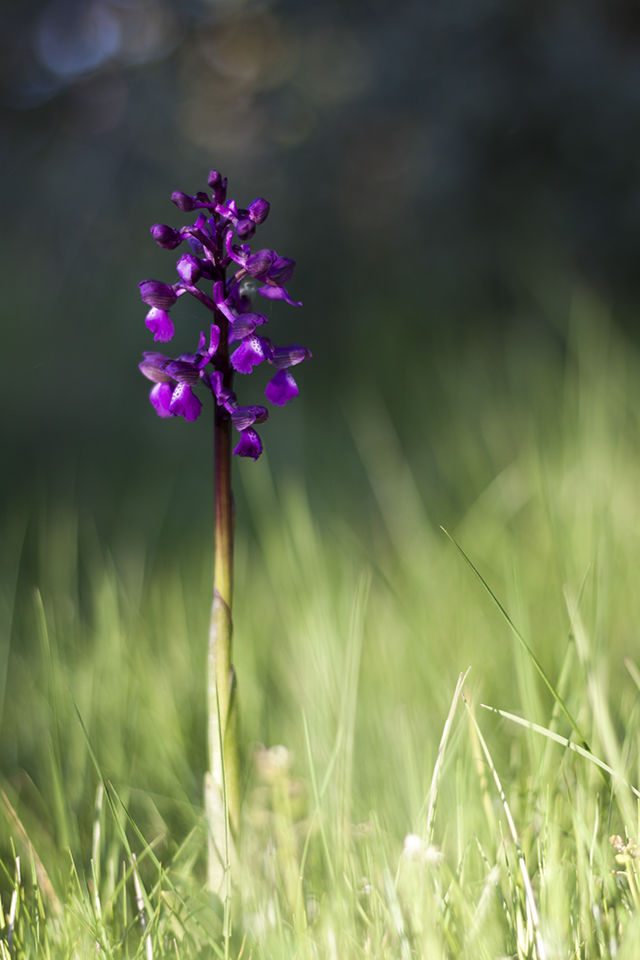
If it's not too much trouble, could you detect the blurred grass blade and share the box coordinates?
[422,667,470,841]
[440,526,590,749]
[480,703,640,800]
[463,693,546,960]
[0,789,61,916]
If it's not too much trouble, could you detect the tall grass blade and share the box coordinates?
[480,703,640,800]
[422,668,469,842]
[441,526,590,749]
[464,694,547,960]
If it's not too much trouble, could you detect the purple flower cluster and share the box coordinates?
[138,170,311,459]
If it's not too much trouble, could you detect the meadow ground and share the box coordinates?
[2,303,640,957]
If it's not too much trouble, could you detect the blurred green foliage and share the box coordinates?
[2,0,640,519]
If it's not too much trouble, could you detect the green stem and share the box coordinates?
[206,402,240,892]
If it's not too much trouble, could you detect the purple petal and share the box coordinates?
[213,282,237,323]
[164,358,201,384]
[207,170,227,202]
[171,191,196,211]
[235,217,255,240]
[248,197,269,224]
[233,428,262,460]
[208,324,220,356]
[176,253,202,285]
[257,284,302,306]
[188,236,205,257]
[150,224,183,250]
[229,312,268,342]
[268,256,295,284]
[145,307,175,343]
[169,383,202,421]
[224,230,249,267]
[245,249,276,280]
[150,382,174,417]
[265,369,299,406]
[269,344,312,370]
[231,336,268,374]
[139,353,172,383]
[209,371,237,412]
[139,280,178,310]
[231,405,269,431]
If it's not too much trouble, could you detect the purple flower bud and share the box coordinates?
[235,218,255,240]
[139,279,178,310]
[265,369,299,406]
[169,383,202,421]
[248,198,270,224]
[145,307,175,343]
[231,405,269,431]
[246,249,276,279]
[233,428,262,460]
[207,170,228,202]
[150,382,174,417]
[171,191,196,212]
[231,336,268,374]
[139,353,172,383]
[176,253,202,285]
[151,223,183,250]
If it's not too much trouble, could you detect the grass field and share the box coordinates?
[2,301,640,957]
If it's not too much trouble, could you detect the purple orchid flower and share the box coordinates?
[137,170,310,458]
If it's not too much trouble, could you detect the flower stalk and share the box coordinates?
[206,392,240,890]
[136,169,310,892]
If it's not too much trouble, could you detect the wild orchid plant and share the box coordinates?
[138,169,311,890]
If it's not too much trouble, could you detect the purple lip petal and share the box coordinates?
[265,369,299,406]
[145,307,175,343]
[169,383,202,421]
[231,336,268,374]
[233,428,262,460]
[150,382,174,416]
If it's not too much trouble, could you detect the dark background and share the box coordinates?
[3,0,640,533]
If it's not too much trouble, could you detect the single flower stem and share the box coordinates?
[207,399,241,891]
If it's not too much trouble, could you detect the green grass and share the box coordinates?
[3,300,640,956]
